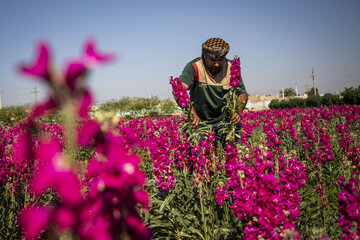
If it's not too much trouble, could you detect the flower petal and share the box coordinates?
[30,97,58,119]
[77,120,102,146]
[64,61,86,91]
[53,206,75,229]
[19,41,51,81]
[18,206,51,240]
[78,90,93,118]
[55,171,83,206]
[13,131,32,164]
[83,38,115,67]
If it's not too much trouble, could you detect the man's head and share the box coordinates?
[202,38,230,75]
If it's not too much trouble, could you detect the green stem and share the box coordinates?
[199,183,208,240]
[275,156,279,181]
[183,165,188,189]
[64,103,76,165]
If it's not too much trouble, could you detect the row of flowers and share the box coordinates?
[1,104,359,239]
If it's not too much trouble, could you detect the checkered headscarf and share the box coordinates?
[202,38,230,58]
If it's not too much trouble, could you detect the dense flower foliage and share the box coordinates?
[229,56,241,87]
[169,76,190,108]
[1,40,360,239]
[9,39,151,240]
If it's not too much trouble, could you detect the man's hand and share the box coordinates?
[231,111,242,125]
[191,106,200,130]
[231,93,247,125]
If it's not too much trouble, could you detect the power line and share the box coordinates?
[30,84,40,105]
[312,68,317,95]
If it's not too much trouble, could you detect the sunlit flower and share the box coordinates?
[18,206,52,240]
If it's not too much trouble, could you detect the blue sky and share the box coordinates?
[0,0,360,107]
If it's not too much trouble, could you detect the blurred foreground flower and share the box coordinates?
[17,39,151,240]
[19,38,115,120]
[19,42,51,82]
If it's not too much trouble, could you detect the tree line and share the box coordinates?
[269,86,360,109]
[0,97,179,125]
[97,96,178,114]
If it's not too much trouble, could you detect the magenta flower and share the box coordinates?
[134,190,150,210]
[230,56,241,87]
[13,131,33,164]
[169,76,190,108]
[77,90,94,119]
[29,97,58,119]
[18,206,52,240]
[53,206,76,229]
[32,139,83,206]
[64,60,86,91]
[82,38,115,67]
[77,120,105,151]
[19,41,51,81]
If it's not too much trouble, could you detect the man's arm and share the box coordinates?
[237,93,248,113]
[172,82,201,128]
[230,93,248,124]
[177,61,202,128]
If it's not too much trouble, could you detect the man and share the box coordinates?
[176,37,248,144]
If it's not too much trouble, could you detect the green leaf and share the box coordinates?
[159,193,175,213]
[188,226,206,240]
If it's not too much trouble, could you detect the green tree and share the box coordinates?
[160,99,178,114]
[321,93,342,106]
[280,88,296,97]
[305,87,319,96]
[288,98,306,108]
[0,104,30,125]
[268,99,281,109]
[341,86,360,105]
[98,97,132,112]
[306,95,322,107]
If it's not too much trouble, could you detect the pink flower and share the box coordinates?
[19,41,51,81]
[77,90,93,118]
[18,206,52,240]
[32,139,83,206]
[230,56,242,87]
[83,38,115,67]
[169,76,190,108]
[53,206,76,229]
[13,131,32,164]
[64,60,86,91]
[134,190,150,210]
[29,97,58,119]
[77,120,102,146]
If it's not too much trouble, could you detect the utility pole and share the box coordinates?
[282,88,284,99]
[294,80,299,96]
[312,68,316,95]
[31,84,40,105]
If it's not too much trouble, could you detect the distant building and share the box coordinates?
[246,94,307,111]
[246,94,280,110]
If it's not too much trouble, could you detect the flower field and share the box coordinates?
[1,105,359,239]
[0,40,359,239]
